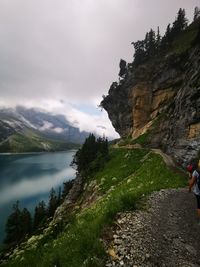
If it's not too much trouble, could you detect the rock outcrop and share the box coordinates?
[53,173,84,223]
[101,21,200,165]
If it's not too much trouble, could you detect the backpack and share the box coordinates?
[195,169,200,190]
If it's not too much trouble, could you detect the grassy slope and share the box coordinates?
[0,131,78,153]
[2,148,187,267]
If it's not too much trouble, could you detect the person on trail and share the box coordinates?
[187,160,200,219]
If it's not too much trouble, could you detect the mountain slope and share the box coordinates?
[0,106,89,152]
[0,131,78,153]
[0,148,187,267]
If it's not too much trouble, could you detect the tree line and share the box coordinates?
[71,133,109,176]
[4,180,73,248]
[118,7,200,78]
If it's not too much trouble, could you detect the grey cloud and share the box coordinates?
[0,0,199,105]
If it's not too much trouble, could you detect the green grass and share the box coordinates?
[117,136,132,146]
[131,132,150,145]
[1,148,187,267]
[92,148,148,192]
[117,127,151,147]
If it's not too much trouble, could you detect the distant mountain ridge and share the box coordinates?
[0,106,89,152]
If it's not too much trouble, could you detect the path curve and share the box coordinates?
[151,149,176,168]
[113,144,176,168]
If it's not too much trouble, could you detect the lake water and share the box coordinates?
[0,151,76,243]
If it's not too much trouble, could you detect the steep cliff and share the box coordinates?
[101,20,200,165]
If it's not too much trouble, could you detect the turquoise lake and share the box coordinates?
[0,151,76,243]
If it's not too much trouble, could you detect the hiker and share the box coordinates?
[187,160,200,218]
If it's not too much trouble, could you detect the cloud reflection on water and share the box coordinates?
[0,167,75,205]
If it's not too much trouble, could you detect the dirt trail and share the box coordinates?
[151,148,176,168]
[105,147,200,266]
[105,188,200,267]
[113,145,176,168]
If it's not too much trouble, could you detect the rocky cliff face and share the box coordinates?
[101,22,200,165]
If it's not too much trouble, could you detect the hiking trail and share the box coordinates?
[105,188,200,267]
[105,147,200,266]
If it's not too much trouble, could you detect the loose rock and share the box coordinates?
[104,188,200,267]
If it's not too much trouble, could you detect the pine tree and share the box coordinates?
[132,40,146,66]
[192,20,200,45]
[47,188,58,218]
[4,201,22,245]
[165,24,172,42]
[118,59,127,78]
[71,134,109,175]
[146,29,156,57]
[71,133,97,173]
[160,24,171,50]
[194,6,200,21]
[62,180,74,200]
[4,202,32,246]
[156,26,161,50]
[57,186,62,206]
[171,8,188,37]
[97,136,108,156]
[33,201,47,231]
[21,208,32,237]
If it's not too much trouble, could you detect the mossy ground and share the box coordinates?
[1,148,187,267]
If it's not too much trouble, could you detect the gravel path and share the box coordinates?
[105,188,200,267]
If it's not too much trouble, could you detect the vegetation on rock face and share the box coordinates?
[1,147,187,267]
[33,201,48,232]
[100,6,200,104]
[117,8,189,74]
[71,134,109,176]
[100,7,200,164]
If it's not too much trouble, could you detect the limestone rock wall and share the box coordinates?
[101,44,200,165]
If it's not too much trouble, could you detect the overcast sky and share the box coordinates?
[0,0,199,138]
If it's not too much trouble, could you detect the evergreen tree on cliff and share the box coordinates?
[160,24,171,50]
[171,8,188,37]
[62,180,74,200]
[156,27,161,50]
[146,28,156,57]
[20,208,32,236]
[4,202,22,245]
[71,134,109,175]
[118,59,127,78]
[47,188,58,218]
[4,202,32,246]
[132,40,146,66]
[33,201,47,231]
[193,6,200,21]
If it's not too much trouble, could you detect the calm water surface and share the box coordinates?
[0,151,76,243]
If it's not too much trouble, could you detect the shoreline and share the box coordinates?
[0,149,77,155]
